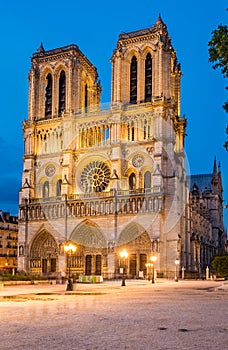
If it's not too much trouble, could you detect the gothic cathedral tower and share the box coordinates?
[18,16,188,279]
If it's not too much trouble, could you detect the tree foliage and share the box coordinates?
[208,20,228,149]
[211,254,228,278]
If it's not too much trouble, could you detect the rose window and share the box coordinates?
[81,161,111,192]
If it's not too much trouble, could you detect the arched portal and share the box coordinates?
[117,223,151,278]
[30,230,59,275]
[70,220,107,276]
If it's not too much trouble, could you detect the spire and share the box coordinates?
[213,156,217,175]
[218,161,221,174]
[156,13,164,25]
[37,42,45,53]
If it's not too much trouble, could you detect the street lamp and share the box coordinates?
[145,262,152,281]
[175,258,180,282]
[119,249,128,286]
[150,255,157,283]
[63,241,77,291]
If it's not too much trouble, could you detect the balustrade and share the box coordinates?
[19,188,163,221]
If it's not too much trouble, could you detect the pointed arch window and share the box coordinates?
[128,121,135,141]
[143,119,151,140]
[85,84,88,110]
[144,171,151,190]
[56,179,62,197]
[145,53,152,102]
[45,73,52,118]
[43,181,49,199]
[58,70,66,115]
[129,173,136,191]
[130,56,137,104]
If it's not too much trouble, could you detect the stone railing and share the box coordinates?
[19,188,163,221]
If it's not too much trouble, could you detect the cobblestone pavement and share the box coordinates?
[0,280,227,350]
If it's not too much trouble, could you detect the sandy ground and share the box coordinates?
[0,279,227,350]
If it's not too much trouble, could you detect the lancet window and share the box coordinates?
[45,73,52,118]
[43,181,49,199]
[128,121,135,141]
[144,171,151,190]
[130,56,137,104]
[56,179,62,197]
[145,53,152,102]
[143,119,151,140]
[129,173,136,191]
[85,84,88,109]
[58,71,66,115]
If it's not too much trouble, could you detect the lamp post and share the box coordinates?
[119,249,128,286]
[150,255,157,283]
[64,241,77,291]
[175,258,180,282]
[145,262,152,281]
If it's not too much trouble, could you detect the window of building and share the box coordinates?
[128,122,135,141]
[85,84,88,109]
[129,173,136,190]
[58,71,66,115]
[45,73,52,118]
[145,53,152,102]
[130,56,137,104]
[43,181,49,198]
[56,179,62,197]
[143,119,151,140]
[144,171,151,190]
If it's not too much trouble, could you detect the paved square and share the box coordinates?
[0,280,227,349]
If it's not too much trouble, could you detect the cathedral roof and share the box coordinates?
[187,174,213,192]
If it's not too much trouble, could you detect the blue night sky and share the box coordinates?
[0,0,227,228]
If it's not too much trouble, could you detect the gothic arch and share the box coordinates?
[117,222,149,246]
[141,46,155,60]
[55,62,68,76]
[125,48,140,61]
[29,230,59,273]
[30,230,59,259]
[70,219,107,249]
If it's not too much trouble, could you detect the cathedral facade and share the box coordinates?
[17,16,224,279]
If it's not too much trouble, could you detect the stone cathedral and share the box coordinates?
[18,16,225,279]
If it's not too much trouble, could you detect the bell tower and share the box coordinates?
[111,15,181,116]
[28,43,101,122]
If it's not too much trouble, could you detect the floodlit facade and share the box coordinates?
[0,210,18,273]
[17,16,225,279]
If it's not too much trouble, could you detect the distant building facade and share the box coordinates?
[187,159,226,277]
[17,16,226,279]
[0,210,18,273]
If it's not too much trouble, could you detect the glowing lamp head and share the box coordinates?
[120,249,128,259]
[64,242,77,254]
[150,255,157,263]
[175,258,180,266]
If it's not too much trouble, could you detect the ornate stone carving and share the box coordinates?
[132,154,144,168]
[45,165,56,177]
[81,161,111,192]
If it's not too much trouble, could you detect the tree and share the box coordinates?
[211,255,228,278]
[208,20,228,149]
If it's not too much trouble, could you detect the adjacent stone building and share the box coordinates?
[187,159,226,277]
[0,210,18,273]
[17,16,225,279]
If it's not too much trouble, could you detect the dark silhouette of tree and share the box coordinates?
[208,12,228,150]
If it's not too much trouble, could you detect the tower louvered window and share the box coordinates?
[58,71,66,115]
[45,73,52,118]
[145,53,152,102]
[130,56,137,104]
[85,84,88,109]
